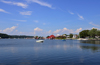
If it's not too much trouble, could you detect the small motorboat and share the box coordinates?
[62,39,66,41]
[36,40,44,43]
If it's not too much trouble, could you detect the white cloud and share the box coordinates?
[68,11,74,15]
[0,26,83,36]
[53,28,74,34]
[53,29,61,33]
[0,8,9,13]
[3,26,17,33]
[77,14,84,20]
[62,28,68,32]
[43,23,46,25]
[27,0,52,8]
[0,26,17,33]
[34,27,43,31]
[53,28,82,34]
[33,27,44,36]
[48,30,52,34]
[15,30,18,32]
[0,30,2,32]
[20,11,32,15]
[1,0,28,8]
[89,22,100,27]
[16,24,19,26]
[75,28,82,33]
[13,19,27,22]
[34,20,38,23]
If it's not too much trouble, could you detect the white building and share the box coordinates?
[56,34,60,37]
[73,34,77,38]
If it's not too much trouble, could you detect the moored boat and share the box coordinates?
[36,40,44,43]
[77,38,88,40]
[62,39,66,41]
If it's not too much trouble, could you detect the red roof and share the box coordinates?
[47,35,55,39]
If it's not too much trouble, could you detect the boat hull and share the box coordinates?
[36,40,44,43]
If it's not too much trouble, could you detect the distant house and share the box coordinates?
[56,34,60,37]
[47,35,55,39]
[66,36,69,38]
[62,34,66,36]
[95,36,100,38]
[73,34,78,38]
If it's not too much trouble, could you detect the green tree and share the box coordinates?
[88,28,97,38]
[79,30,90,38]
[35,36,38,39]
[69,33,73,38]
[46,36,49,38]
[62,34,68,36]
[0,33,9,38]
[96,30,100,36]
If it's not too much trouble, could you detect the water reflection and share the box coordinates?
[80,46,100,52]
[19,59,31,65]
[1,39,100,65]
[80,40,100,44]
[80,40,100,52]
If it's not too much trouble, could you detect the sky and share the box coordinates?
[0,0,100,36]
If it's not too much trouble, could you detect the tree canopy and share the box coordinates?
[79,28,100,38]
[69,33,73,38]
[88,28,97,38]
[79,30,90,38]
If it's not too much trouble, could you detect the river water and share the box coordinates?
[0,39,100,65]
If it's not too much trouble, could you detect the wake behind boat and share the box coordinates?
[36,40,44,43]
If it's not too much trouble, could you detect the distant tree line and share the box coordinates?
[0,33,34,39]
[79,28,100,38]
[0,33,9,38]
[35,36,45,39]
[46,33,74,39]
[55,36,66,39]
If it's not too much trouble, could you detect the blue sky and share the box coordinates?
[0,0,100,36]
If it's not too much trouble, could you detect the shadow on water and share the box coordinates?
[79,40,100,52]
[80,40,100,44]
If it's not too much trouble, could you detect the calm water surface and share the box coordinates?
[0,39,100,65]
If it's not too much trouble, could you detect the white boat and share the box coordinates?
[36,40,44,43]
[82,39,88,40]
[77,38,83,40]
[77,38,88,40]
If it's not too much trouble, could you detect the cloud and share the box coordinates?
[0,26,17,33]
[34,27,43,31]
[53,28,82,35]
[0,8,9,13]
[75,28,82,33]
[53,29,61,33]
[68,11,74,15]
[43,23,46,25]
[33,27,43,36]
[47,30,52,34]
[20,11,32,15]
[77,14,84,20]
[1,0,28,8]
[1,27,83,36]
[53,28,74,34]
[89,22,100,27]
[13,19,27,22]
[34,20,38,23]
[0,30,2,32]
[62,28,68,32]
[27,0,53,8]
